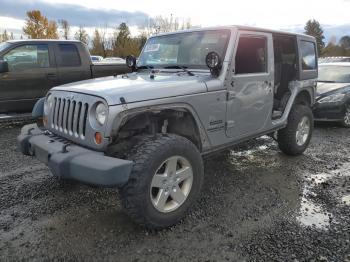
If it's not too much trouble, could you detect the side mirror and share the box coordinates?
[126,55,137,72]
[205,52,222,77]
[0,60,9,73]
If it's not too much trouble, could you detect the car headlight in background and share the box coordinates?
[44,94,53,115]
[318,93,345,103]
[95,102,108,125]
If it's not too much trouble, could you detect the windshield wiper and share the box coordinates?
[318,80,336,83]
[163,65,195,76]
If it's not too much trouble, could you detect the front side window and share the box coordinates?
[235,36,267,74]
[58,44,81,67]
[4,44,49,71]
[138,30,230,69]
[300,41,316,70]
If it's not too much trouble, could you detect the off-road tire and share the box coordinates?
[119,134,204,229]
[277,104,314,155]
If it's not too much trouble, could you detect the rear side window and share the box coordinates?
[58,44,81,67]
[300,41,316,70]
[235,36,267,74]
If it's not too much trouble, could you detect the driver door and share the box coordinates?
[225,31,274,139]
[0,44,58,113]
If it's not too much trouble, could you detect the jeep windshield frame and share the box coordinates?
[137,29,231,70]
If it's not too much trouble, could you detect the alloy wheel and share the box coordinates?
[296,116,311,146]
[150,156,193,213]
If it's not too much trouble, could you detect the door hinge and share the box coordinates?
[227,91,236,101]
[226,120,235,129]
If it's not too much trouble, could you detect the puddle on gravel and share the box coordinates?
[297,162,350,229]
[342,195,350,205]
[297,187,331,229]
[230,145,269,157]
[229,136,273,157]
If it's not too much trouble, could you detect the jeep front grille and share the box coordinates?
[51,97,89,139]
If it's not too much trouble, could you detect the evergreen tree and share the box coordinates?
[339,36,350,50]
[0,30,10,42]
[304,19,325,55]
[139,31,148,49]
[112,23,132,57]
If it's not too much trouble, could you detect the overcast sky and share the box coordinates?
[0,0,349,41]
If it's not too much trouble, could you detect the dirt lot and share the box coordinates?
[0,122,349,262]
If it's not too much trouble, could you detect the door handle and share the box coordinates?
[264,81,273,93]
[264,81,273,87]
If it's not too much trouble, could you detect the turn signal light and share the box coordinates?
[95,132,102,144]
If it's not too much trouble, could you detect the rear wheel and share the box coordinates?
[119,134,204,229]
[277,104,314,155]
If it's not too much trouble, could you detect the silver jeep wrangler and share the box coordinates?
[18,26,318,229]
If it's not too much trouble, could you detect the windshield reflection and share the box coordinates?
[137,30,230,69]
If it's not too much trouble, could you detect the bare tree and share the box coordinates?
[90,26,111,57]
[146,14,191,36]
[74,26,89,45]
[58,19,70,39]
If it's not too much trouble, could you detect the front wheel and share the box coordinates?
[277,104,314,155]
[119,134,204,229]
[340,106,350,127]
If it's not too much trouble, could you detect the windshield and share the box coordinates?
[137,30,230,69]
[318,65,350,83]
[0,42,11,53]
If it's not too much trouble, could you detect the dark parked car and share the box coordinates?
[0,40,130,114]
[319,57,350,64]
[314,62,350,127]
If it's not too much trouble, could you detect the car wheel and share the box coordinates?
[119,134,204,229]
[277,104,314,156]
[340,106,350,127]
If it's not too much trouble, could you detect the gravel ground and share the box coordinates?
[0,122,349,262]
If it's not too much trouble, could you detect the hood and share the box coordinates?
[316,82,350,96]
[52,72,209,105]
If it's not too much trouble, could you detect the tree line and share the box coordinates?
[304,19,350,57]
[0,10,191,58]
[0,30,15,42]
[1,11,349,58]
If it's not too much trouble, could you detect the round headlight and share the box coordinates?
[95,102,108,125]
[44,94,53,115]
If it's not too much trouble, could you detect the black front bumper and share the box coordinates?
[17,124,133,187]
[313,101,346,121]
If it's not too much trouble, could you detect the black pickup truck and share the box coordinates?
[0,40,130,113]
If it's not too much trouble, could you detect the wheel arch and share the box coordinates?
[110,104,210,152]
[295,87,314,107]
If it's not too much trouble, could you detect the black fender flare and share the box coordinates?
[32,97,45,118]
